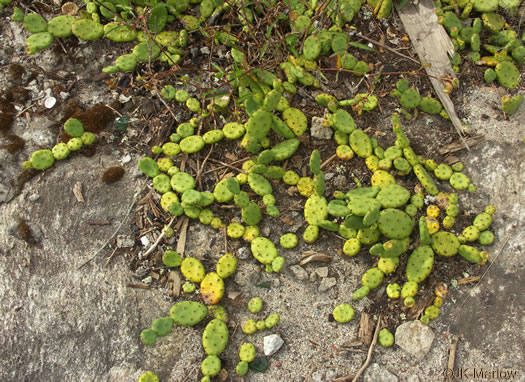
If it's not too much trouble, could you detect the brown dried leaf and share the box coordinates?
[300,251,333,265]
[224,152,237,161]
[457,275,480,286]
[72,182,85,203]
[340,338,364,348]
[280,216,295,226]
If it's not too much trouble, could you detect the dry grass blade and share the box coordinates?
[457,275,481,286]
[300,251,333,265]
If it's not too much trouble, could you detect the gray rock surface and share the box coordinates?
[395,321,435,360]
[318,277,337,292]
[290,264,308,280]
[310,116,332,140]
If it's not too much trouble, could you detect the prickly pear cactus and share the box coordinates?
[332,303,355,323]
[201,355,221,377]
[181,257,206,283]
[169,301,208,327]
[239,342,256,362]
[430,231,460,257]
[200,272,225,305]
[202,319,229,356]
[251,237,278,265]
[406,245,434,283]
[377,208,414,239]
[216,254,237,279]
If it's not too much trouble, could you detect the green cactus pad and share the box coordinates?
[377,208,414,239]
[280,233,298,249]
[386,283,401,299]
[247,173,272,196]
[227,222,245,239]
[270,138,300,160]
[201,272,225,305]
[449,172,470,190]
[378,328,394,347]
[401,280,418,298]
[473,0,498,12]
[251,237,278,265]
[406,245,434,283]
[495,61,520,89]
[47,15,75,38]
[282,108,308,136]
[222,122,245,139]
[399,88,421,109]
[478,230,494,245]
[151,317,174,336]
[413,164,438,195]
[162,250,182,267]
[430,231,460,257]
[30,149,55,170]
[303,35,321,60]
[216,253,237,279]
[115,54,137,72]
[245,109,272,139]
[170,301,208,326]
[180,135,205,154]
[23,13,47,33]
[352,286,371,300]
[419,97,442,114]
[181,257,206,283]
[265,313,280,328]
[349,129,372,158]
[378,256,399,274]
[376,183,410,208]
[332,109,356,134]
[362,267,384,289]
[473,212,492,231]
[303,225,319,243]
[304,195,328,225]
[247,297,263,313]
[434,163,453,180]
[202,319,229,355]
[242,319,257,334]
[236,361,249,376]
[458,244,483,263]
[25,32,54,54]
[332,303,355,323]
[239,342,256,362]
[201,355,221,377]
[327,200,351,217]
[104,22,137,42]
[139,371,159,382]
[140,328,157,345]
[171,171,195,193]
[462,225,480,242]
[152,174,171,194]
[501,95,524,116]
[242,202,262,226]
[51,143,70,160]
[72,19,104,40]
[67,137,82,151]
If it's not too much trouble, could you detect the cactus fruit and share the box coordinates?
[349,129,373,158]
[377,208,414,239]
[170,301,208,326]
[236,361,249,376]
[140,328,157,345]
[352,286,371,300]
[362,267,384,289]
[181,257,206,283]
[376,183,410,208]
[201,272,225,305]
[216,253,237,279]
[182,282,196,293]
[163,250,182,267]
[239,342,256,362]
[151,317,174,336]
[386,283,401,299]
[265,313,280,328]
[202,319,229,355]
[449,172,470,190]
[332,303,355,323]
[431,231,460,257]
[406,245,434,283]
[495,61,520,88]
[378,328,394,347]
[401,281,418,298]
[251,237,278,265]
[30,149,55,170]
[138,371,159,382]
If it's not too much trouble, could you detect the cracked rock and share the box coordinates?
[264,334,284,356]
[310,116,332,140]
[395,320,435,360]
[290,265,308,280]
[318,277,336,292]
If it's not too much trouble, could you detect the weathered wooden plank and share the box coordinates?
[396,0,469,148]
